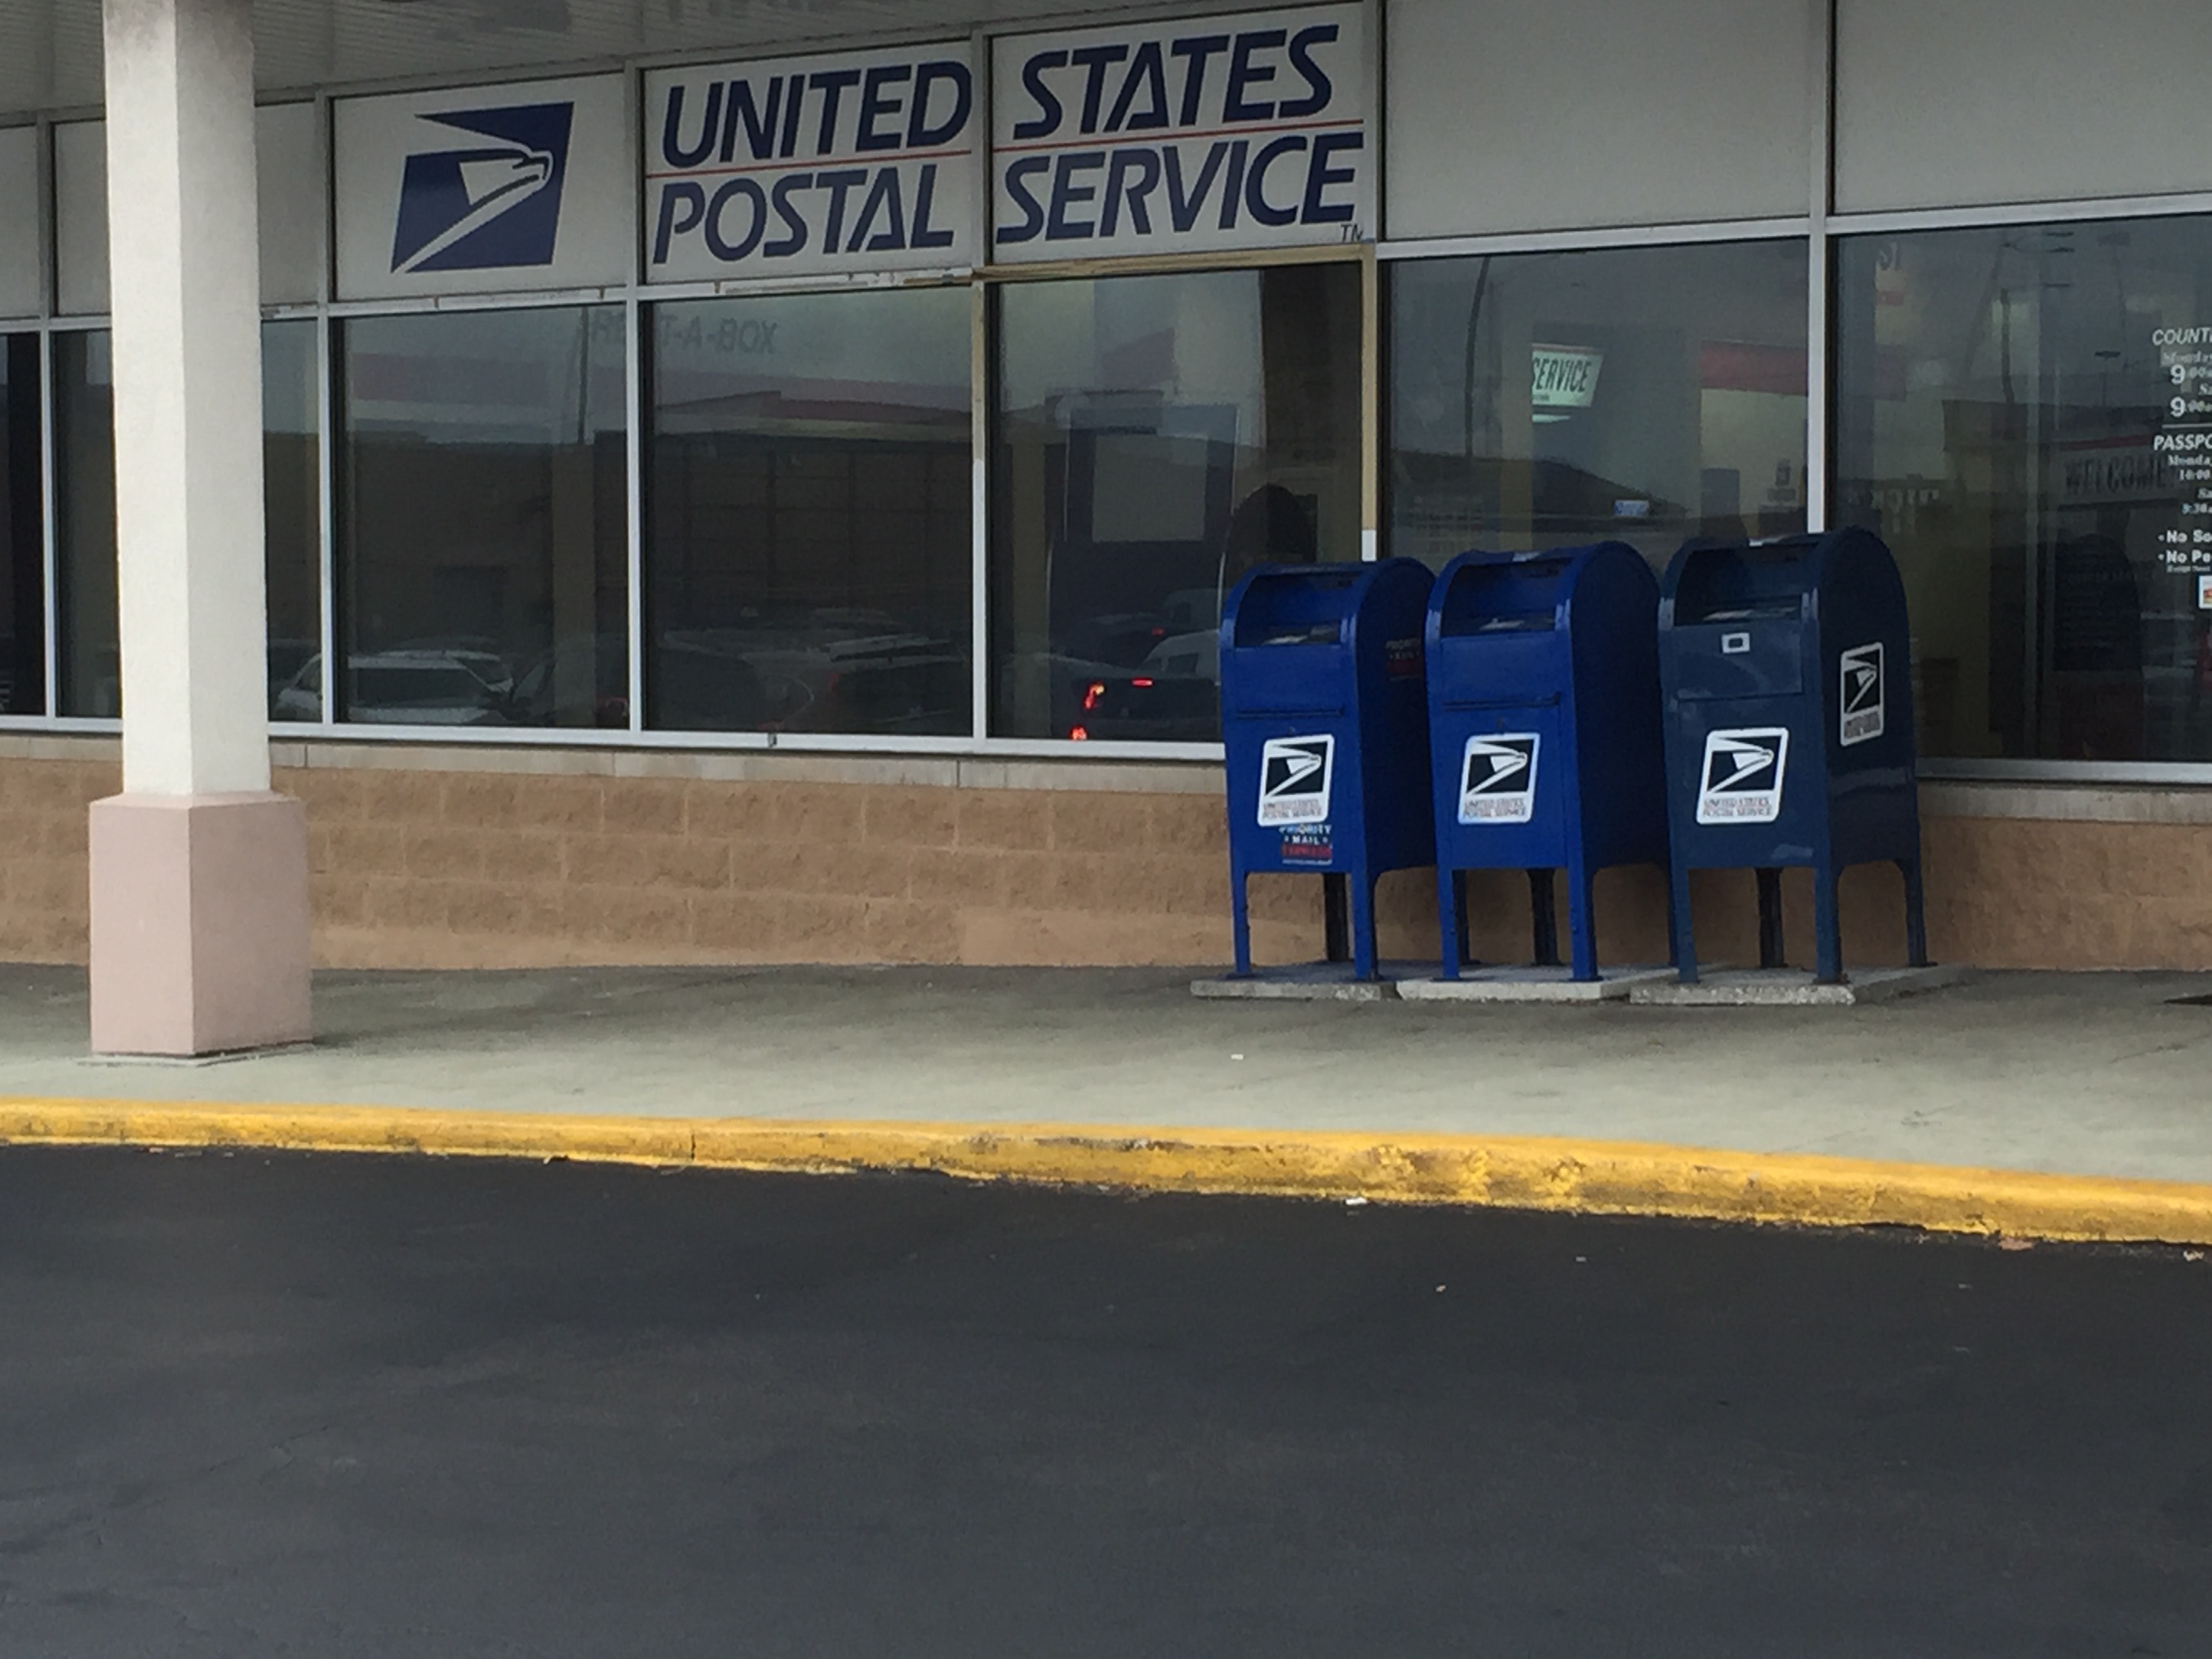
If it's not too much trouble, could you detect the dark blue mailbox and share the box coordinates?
[1657,528,1927,984]
[1219,559,1435,981]
[1425,544,1669,981]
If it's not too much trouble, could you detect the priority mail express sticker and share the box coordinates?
[1258,735,1334,825]
[1458,734,1538,824]
[1695,728,1788,825]
[1839,642,1884,746]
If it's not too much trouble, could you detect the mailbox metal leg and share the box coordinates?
[1349,871,1381,981]
[1567,859,1600,983]
[1900,857,1930,967]
[1528,869,1560,968]
[1813,865,1845,985]
[1671,863,1700,983]
[1435,867,1465,980]
[1755,867,1786,970]
[1323,874,1351,965]
[1230,869,1254,977]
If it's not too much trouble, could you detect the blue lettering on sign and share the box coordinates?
[390,102,573,275]
[996,156,1051,245]
[647,55,972,270]
[994,15,1363,250]
[659,60,972,168]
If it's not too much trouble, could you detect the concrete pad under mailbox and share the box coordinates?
[1192,964,1414,1002]
[1397,966,1676,1004]
[1628,964,1969,1008]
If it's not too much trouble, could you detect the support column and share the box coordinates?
[89,0,311,1056]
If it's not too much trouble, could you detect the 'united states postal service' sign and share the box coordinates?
[646,43,979,282]
[991,4,1369,262]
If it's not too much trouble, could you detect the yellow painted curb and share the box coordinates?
[4,1095,2211,1246]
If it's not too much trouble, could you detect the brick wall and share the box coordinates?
[3,746,2211,972]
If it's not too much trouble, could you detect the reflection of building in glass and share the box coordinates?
[1837,218,2212,764]
[340,307,629,729]
[647,289,972,737]
[1389,241,1809,572]
[994,264,1359,741]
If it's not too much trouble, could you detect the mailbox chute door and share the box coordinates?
[1429,556,1570,712]
[1221,571,1354,716]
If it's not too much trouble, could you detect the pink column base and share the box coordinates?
[89,792,313,1057]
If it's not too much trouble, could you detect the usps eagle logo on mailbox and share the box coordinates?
[390,102,573,274]
[1839,642,1884,746]
[1258,735,1334,825]
[1695,727,1789,825]
[1458,734,1539,824]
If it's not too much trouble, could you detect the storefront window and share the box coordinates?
[264,319,322,720]
[646,288,971,736]
[1837,218,2212,766]
[992,262,1363,741]
[0,334,40,715]
[54,330,115,717]
[54,324,331,722]
[336,306,627,729]
[1389,241,1809,569]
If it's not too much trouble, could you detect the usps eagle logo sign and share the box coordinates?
[1257,735,1334,826]
[390,102,574,274]
[1839,642,1885,746]
[1458,734,1539,824]
[1695,727,1789,824]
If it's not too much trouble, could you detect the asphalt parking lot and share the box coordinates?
[1,1147,2208,1657]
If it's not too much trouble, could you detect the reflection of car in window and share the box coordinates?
[1064,485,1319,742]
[509,636,630,729]
[653,609,968,735]
[649,634,774,732]
[275,649,514,726]
[266,638,319,718]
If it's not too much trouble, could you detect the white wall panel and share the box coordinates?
[60,108,331,314]
[258,103,323,305]
[0,125,39,319]
[54,117,106,314]
[1385,0,1816,239]
[1837,0,2212,213]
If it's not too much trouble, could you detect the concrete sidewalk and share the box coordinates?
[5,962,2212,1240]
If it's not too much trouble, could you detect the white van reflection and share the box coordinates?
[274,650,514,725]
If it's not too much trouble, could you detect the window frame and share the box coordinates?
[0,4,2206,782]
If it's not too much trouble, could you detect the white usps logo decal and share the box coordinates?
[1695,727,1788,825]
[1839,642,1884,747]
[1258,735,1334,825]
[1458,734,1539,824]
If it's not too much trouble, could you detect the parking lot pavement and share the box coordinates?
[1,1147,2208,1656]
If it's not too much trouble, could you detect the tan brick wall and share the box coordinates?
[2,750,2209,972]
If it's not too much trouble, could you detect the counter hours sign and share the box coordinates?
[991,3,1370,262]
[645,45,979,282]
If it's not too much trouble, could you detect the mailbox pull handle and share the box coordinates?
[1439,693,1562,712]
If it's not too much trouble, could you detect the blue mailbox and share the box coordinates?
[1219,559,1435,981]
[1425,544,1669,981]
[1657,528,1928,984]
